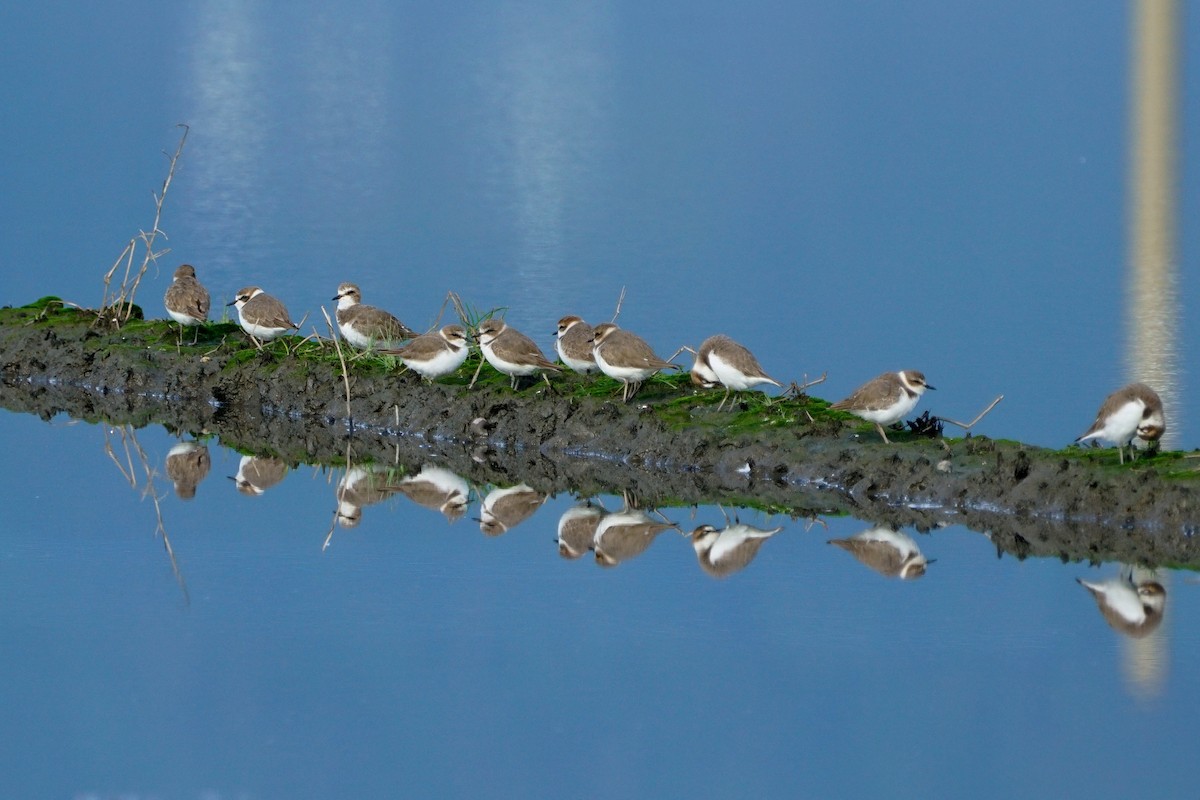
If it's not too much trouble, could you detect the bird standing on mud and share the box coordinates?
[830,370,935,443]
[1075,382,1165,464]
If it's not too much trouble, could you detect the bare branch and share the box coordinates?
[320,306,353,423]
[938,395,1005,431]
[97,124,190,328]
[611,285,627,323]
[786,372,827,398]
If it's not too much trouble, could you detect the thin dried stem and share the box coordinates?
[663,346,689,365]
[802,514,829,533]
[611,286,627,323]
[96,124,190,329]
[938,395,1004,431]
[102,426,138,487]
[323,441,354,551]
[786,372,828,398]
[467,352,486,389]
[320,307,353,424]
[102,425,190,603]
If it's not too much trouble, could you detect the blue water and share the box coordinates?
[1,3,1198,798]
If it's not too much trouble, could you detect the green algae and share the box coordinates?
[6,298,1200,486]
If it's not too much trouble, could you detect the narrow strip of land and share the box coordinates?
[2,298,1198,567]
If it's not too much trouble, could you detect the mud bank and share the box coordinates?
[2,299,1198,567]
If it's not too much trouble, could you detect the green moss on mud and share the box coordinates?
[7,299,1200,482]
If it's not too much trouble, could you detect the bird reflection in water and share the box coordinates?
[1076,567,1166,639]
[592,501,678,567]
[335,465,404,528]
[477,483,546,536]
[395,464,472,524]
[828,526,932,580]
[165,441,211,500]
[229,455,289,496]
[1076,565,1169,700]
[556,501,606,559]
[689,521,783,578]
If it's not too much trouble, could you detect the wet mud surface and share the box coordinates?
[3,300,1199,567]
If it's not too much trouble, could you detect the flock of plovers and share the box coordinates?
[165,265,1167,461]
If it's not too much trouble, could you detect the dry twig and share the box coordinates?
[611,286,626,323]
[320,307,353,425]
[96,124,190,329]
[102,426,190,603]
[937,394,1005,431]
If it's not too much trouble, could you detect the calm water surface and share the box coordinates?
[1,2,1197,798]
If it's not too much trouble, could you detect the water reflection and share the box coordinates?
[335,464,403,528]
[1076,564,1169,699]
[164,441,211,500]
[1126,0,1181,447]
[101,425,188,599]
[478,3,614,307]
[184,0,272,282]
[688,521,783,579]
[828,526,931,580]
[230,454,289,496]
[396,464,472,524]
[592,503,678,568]
[478,483,546,536]
[556,501,606,559]
[1076,567,1166,639]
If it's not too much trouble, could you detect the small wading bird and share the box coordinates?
[379,324,470,382]
[477,483,546,536]
[335,465,404,528]
[395,464,471,524]
[556,502,606,559]
[830,370,935,443]
[1076,568,1166,638]
[828,526,932,580]
[227,286,300,347]
[592,505,678,567]
[164,441,211,500]
[688,521,783,579]
[690,334,782,411]
[163,264,210,344]
[229,455,289,496]
[1074,382,1165,464]
[476,318,561,389]
[590,322,680,403]
[331,282,415,349]
[553,315,598,374]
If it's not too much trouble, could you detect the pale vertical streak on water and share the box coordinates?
[478,2,615,316]
[185,0,273,287]
[295,5,392,229]
[1126,0,1180,448]
[1122,569,1170,702]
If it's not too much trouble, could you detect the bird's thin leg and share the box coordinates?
[875,422,891,444]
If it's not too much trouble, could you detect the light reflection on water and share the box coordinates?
[185,0,274,287]
[1127,0,1181,448]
